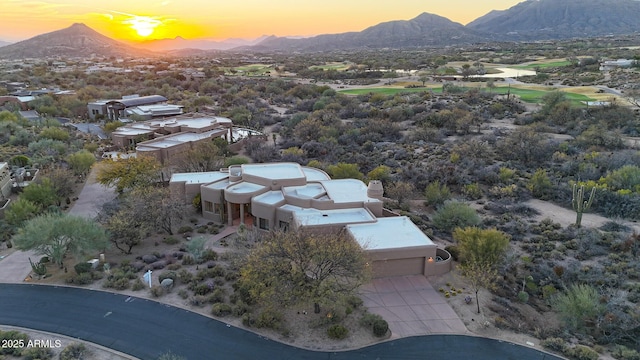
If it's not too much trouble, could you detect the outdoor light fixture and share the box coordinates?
[428,257,434,263]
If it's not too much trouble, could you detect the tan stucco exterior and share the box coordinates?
[170,163,451,278]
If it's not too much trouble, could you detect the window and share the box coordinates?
[204,201,213,212]
[279,221,289,231]
[259,218,269,230]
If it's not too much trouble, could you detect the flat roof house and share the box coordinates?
[87,95,168,120]
[170,163,451,278]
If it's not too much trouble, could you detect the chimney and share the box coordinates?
[367,180,384,200]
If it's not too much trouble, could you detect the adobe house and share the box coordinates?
[170,163,451,278]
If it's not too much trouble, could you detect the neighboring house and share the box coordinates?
[170,162,452,278]
[87,95,168,120]
[124,104,184,120]
[0,95,34,110]
[112,114,263,164]
[600,59,636,71]
[0,162,11,199]
[18,110,41,122]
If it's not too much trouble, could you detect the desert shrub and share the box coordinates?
[463,183,483,200]
[177,269,194,283]
[346,295,363,309]
[65,272,93,285]
[74,262,92,275]
[540,338,567,352]
[424,180,451,207]
[181,255,195,266]
[0,330,28,355]
[177,226,193,234]
[553,284,605,332]
[21,346,53,360]
[150,285,164,297]
[208,288,226,304]
[432,201,480,232]
[232,301,250,316]
[201,249,218,262]
[599,221,631,233]
[103,276,130,290]
[59,343,87,360]
[163,236,180,245]
[255,309,284,330]
[327,324,348,339]
[131,278,145,291]
[612,345,640,360]
[189,295,208,307]
[197,227,207,233]
[372,319,389,337]
[167,263,181,271]
[517,291,530,303]
[527,169,553,199]
[211,303,233,316]
[191,282,213,296]
[359,312,384,327]
[564,345,599,360]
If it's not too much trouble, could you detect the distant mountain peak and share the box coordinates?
[0,23,153,59]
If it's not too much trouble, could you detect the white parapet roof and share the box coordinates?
[347,216,434,250]
[301,167,331,181]
[253,191,285,205]
[170,172,228,185]
[282,183,326,199]
[282,205,375,227]
[226,181,266,194]
[241,163,305,181]
[320,179,374,204]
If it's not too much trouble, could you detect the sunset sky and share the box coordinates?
[0,0,525,43]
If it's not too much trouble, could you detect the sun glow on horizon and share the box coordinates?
[124,16,161,37]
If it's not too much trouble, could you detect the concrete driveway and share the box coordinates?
[360,275,468,338]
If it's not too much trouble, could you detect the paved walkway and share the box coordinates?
[0,165,116,283]
[360,275,468,339]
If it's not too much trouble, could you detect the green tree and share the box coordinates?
[366,165,391,182]
[67,150,96,176]
[385,181,415,206]
[12,213,109,268]
[553,284,605,332]
[39,127,70,142]
[238,230,369,313]
[43,167,76,202]
[527,169,553,199]
[171,141,223,172]
[97,155,161,193]
[224,156,250,167]
[424,180,451,207]
[4,198,39,227]
[432,201,481,232]
[454,227,510,313]
[326,162,364,180]
[21,178,59,210]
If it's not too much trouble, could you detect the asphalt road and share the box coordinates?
[0,284,561,360]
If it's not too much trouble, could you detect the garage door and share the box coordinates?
[373,257,425,277]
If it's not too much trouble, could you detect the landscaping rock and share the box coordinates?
[160,278,174,290]
[131,261,146,272]
[150,260,167,270]
[142,254,158,264]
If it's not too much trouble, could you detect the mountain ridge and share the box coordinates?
[0,23,153,59]
[2,0,640,57]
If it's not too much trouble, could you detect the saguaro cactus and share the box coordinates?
[572,184,596,228]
